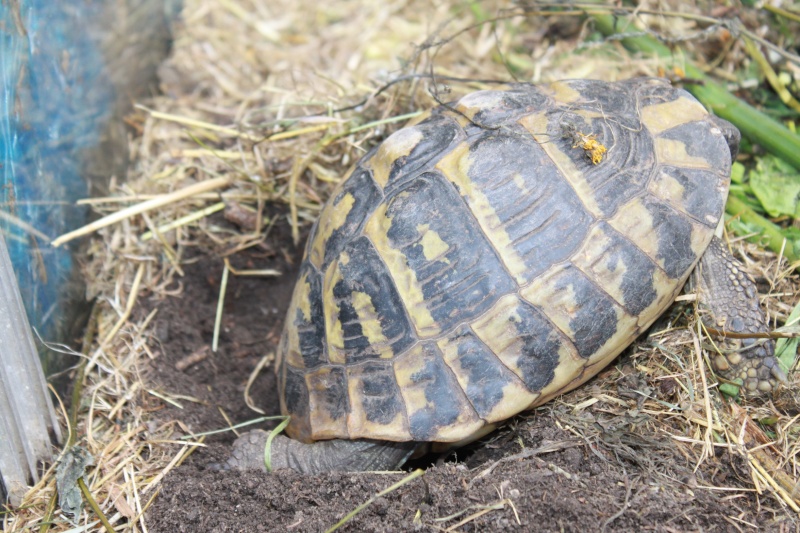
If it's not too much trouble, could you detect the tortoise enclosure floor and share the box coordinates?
[143,220,792,532]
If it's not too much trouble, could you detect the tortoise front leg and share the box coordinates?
[227,430,418,474]
[693,236,787,392]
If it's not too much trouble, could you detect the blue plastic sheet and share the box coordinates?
[1,2,113,357]
[0,1,179,369]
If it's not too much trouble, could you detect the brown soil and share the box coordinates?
[143,217,796,533]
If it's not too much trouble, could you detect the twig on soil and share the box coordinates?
[436,498,518,532]
[601,476,632,532]
[218,408,239,437]
[325,469,425,533]
[468,440,583,489]
[174,346,210,371]
[224,260,280,277]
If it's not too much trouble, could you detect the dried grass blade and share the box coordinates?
[0,209,51,241]
[212,262,230,353]
[325,469,424,533]
[729,404,800,511]
[444,500,507,532]
[141,441,199,495]
[690,324,715,468]
[52,177,230,246]
[136,105,260,141]
[141,202,225,241]
[99,263,146,351]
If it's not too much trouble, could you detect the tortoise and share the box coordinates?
[228,77,785,474]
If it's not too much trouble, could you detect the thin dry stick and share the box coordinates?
[130,463,149,533]
[224,258,281,277]
[244,353,273,414]
[444,500,514,532]
[51,177,230,246]
[749,456,800,513]
[691,324,715,469]
[141,211,184,276]
[78,192,259,205]
[0,209,51,241]
[325,469,425,533]
[141,442,197,495]
[212,263,230,352]
[468,440,582,488]
[141,201,226,241]
[99,263,146,349]
[135,105,260,141]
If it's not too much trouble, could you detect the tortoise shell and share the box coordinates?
[277,78,733,444]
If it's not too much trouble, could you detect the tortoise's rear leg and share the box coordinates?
[694,236,786,392]
[227,430,417,474]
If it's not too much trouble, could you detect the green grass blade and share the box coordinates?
[725,195,798,263]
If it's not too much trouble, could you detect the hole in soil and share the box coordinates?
[403,442,482,470]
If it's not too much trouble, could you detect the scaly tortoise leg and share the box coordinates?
[227,430,417,473]
[694,236,787,392]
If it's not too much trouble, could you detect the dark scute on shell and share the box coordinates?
[510,300,566,391]
[384,114,464,195]
[596,222,658,316]
[320,167,383,270]
[464,132,593,282]
[655,166,725,228]
[331,236,416,363]
[549,113,655,218]
[357,361,405,425]
[620,77,683,107]
[310,367,348,422]
[407,343,469,440]
[643,197,697,279]
[385,172,516,332]
[469,85,550,128]
[446,326,516,418]
[284,365,310,427]
[562,79,641,129]
[294,263,326,368]
[660,120,733,174]
[556,265,619,357]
